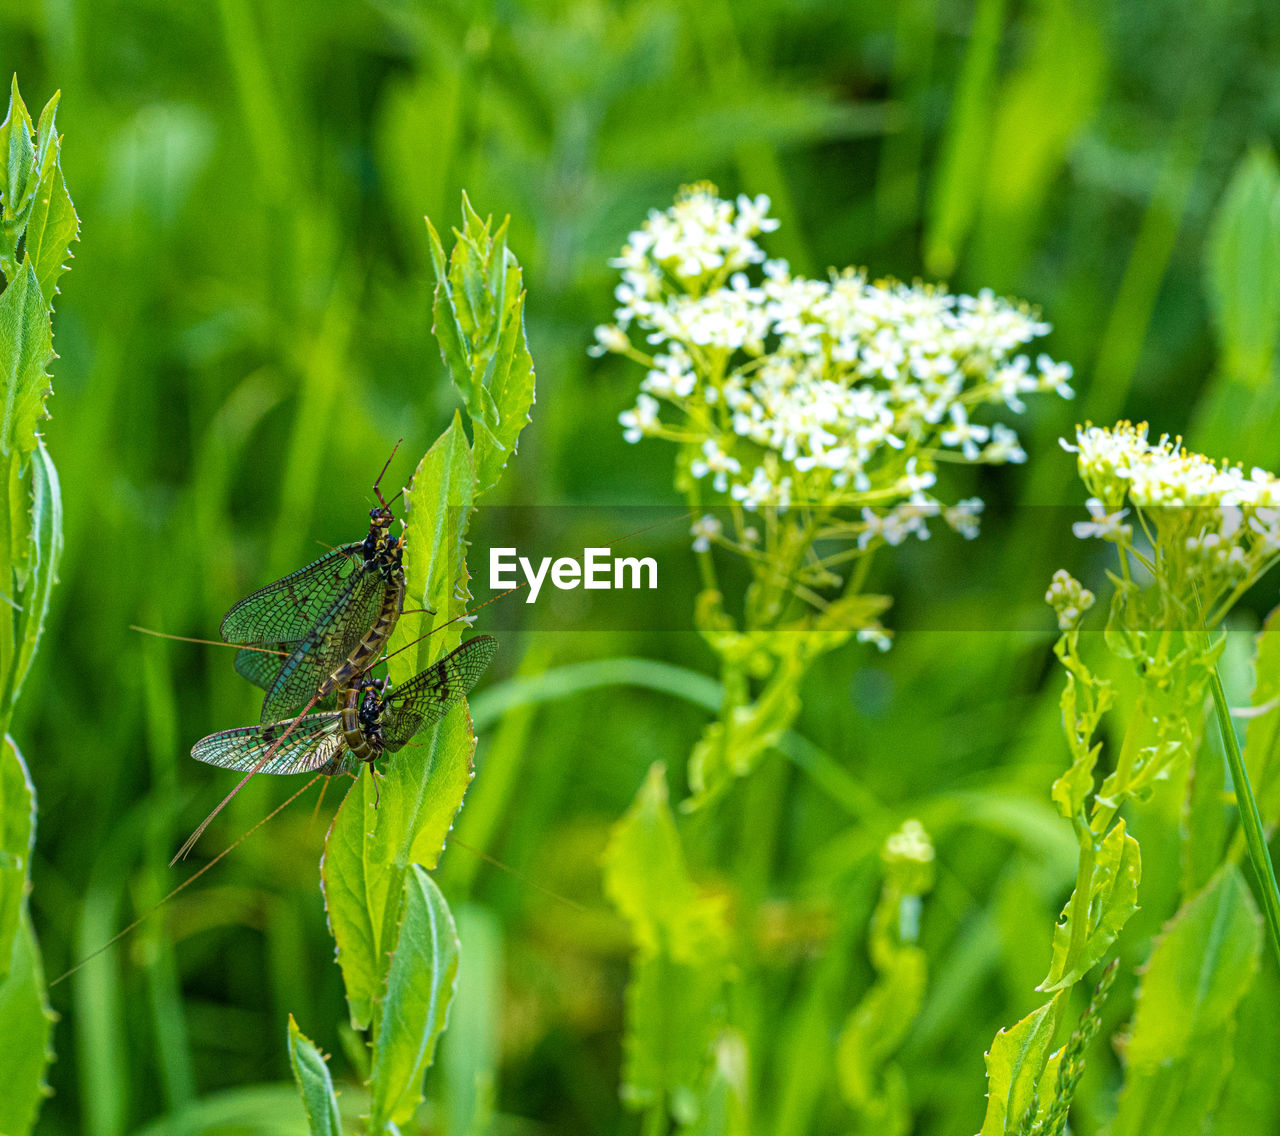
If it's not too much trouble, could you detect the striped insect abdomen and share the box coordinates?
[318,572,405,703]
[340,685,379,765]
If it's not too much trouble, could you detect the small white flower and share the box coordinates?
[588,324,631,356]
[690,514,723,553]
[857,625,892,652]
[940,405,990,461]
[1072,498,1131,542]
[1036,355,1074,399]
[982,423,1026,464]
[945,498,984,540]
[618,394,661,443]
[690,438,742,492]
[735,193,780,235]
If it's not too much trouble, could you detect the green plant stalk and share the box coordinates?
[1209,663,1280,967]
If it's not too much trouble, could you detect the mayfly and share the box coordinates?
[222,444,408,725]
[172,446,410,862]
[190,635,498,792]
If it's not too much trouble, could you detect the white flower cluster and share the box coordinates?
[598,185,1072,552]
[1065,422,1280,610]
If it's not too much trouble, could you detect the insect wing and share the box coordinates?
[191,713,345,775]
[221,544,364,646]
[234,644,295,691]
[382,635,498,751]
[258,569,389,721]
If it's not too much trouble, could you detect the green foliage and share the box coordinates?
[287,1015,344,1136]
[368,867,460,1130]
[314,204,532,1135]
[1243,605,1280,826]
[1111,866,1262,1135]
[0,731,34,969]
[835,822,935,1136]
[0,738,53,1134]
[1039,821,1139,992]
[11,6,1280,1135]
[0,76,72,1136]
[427,196,536,498]
[0,912,55,1136]
[979,993,1064,1136]
[1205,148,1280,389]
[602,764,732,1125]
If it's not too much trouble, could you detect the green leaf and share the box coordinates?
[287,1016,344,1136]
[835,947,924,1136]
[474,285,535,495]
[978,994,1064,1136]
[1244,604,1280,827]
[368,866,460,1130]
[388,413,476,682]
[686,649,805,810]
[1112,1025,1235,1136]
[0,79,36,267]
[923,0,1007,276]
[1039,820,1140,992]
[23,107,79,309]
[0,911,55,1136]
[0,735,34,977]
[323,708,476,1027]
[969,0,1104,280]
[323,418,479,1029]
[5,440,61,716]
[427,198,535,497]
[1111,865,1262,1136]
[1125,863,1261,1067]
[1206,147,1280,388]
[0,263,53,458]
[678,1031,749,1136]
[602,765,731,1121]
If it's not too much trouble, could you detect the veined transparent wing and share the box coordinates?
[221,544,364,646]
[382,636,498,751]
[234,644,295,691]
[258,569,388,721]
[191,712,349,776]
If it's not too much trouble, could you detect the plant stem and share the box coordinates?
[642,1100,668,1136]
[1209,663,1280,967]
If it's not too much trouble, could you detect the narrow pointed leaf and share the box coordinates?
[0,264,53,459]
[368,866,460,1129]
[0,911,54,1136]
[602,765,731,1120]
[1039,820,1140,991]
[23,138,78,308]
[1125,864,1260,1069]
[1111,865,1261,1135]
[0,735,34,975]
[1206,147,1280,387]
[6,440,61,716]
[287,1016,344,1136]
[978,994,1063,1136]
[323,417,478,1028]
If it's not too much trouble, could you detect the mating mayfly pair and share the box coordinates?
[176,447,496,860]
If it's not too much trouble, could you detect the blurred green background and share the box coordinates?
[5,0,1280,1132]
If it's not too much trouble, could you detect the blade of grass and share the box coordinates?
[1210,661,1280,967]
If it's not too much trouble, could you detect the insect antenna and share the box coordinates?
[130,626,290,658]
[447,836,586,914]
[371,438,404,510]
[309,775,332,826]
[51,773,326,987]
